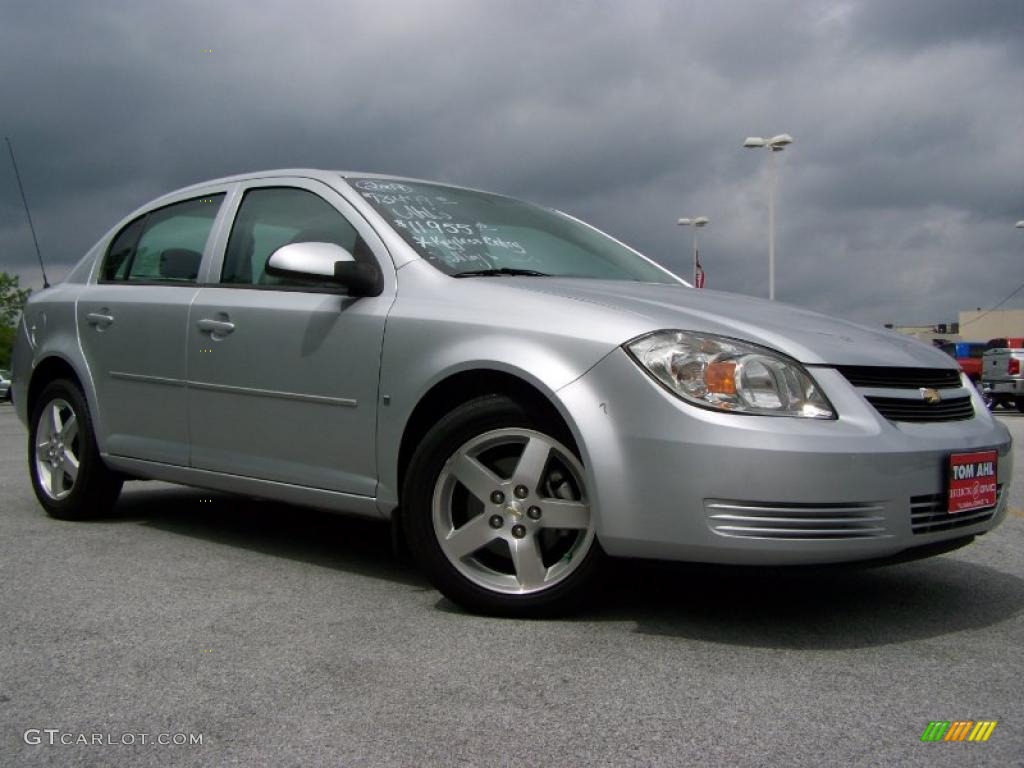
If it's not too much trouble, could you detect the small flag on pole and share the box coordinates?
[695,248,705,288]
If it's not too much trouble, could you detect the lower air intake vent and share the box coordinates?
[706,500,888,540]
[910,485,1002,534]
[865,395,974,423]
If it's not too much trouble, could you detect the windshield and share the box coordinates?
[348,177,678,283]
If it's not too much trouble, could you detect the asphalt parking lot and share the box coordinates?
[1,401,1022,767]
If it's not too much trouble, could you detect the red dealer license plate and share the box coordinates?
[948,450,998,514]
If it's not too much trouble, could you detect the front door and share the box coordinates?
[186,181,393,496]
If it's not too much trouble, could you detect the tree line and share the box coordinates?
[0,271,31,370]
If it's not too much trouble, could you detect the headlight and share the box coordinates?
[625,330,835,418]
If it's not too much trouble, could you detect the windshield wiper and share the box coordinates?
[453,267,551,278]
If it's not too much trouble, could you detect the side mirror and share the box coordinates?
[266,242,382,296]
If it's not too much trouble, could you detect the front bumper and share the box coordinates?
[559,349,1013,564]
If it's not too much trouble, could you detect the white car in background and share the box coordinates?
[0,369,12,401]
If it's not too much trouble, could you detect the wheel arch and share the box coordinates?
[393,367,582,514]
[15,285,100,435]
[28,356,87,419]
[26,355,105,453]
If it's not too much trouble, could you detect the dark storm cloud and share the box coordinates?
[850,0,1024,51]
[1,0,1022,328]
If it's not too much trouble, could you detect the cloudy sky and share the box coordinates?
[1,0,1022,327]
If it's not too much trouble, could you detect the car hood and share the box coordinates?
[502,278,954,368]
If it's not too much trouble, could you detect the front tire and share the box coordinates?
[28,379,123,520]
[402,395,603,617]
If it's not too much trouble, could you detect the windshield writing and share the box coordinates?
[348,177,676,283]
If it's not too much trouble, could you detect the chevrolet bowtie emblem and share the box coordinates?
[920,387,942,404]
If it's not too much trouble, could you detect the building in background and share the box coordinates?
[957,308,1024,342]
[885,309,1024,345]
[885,323,959,345]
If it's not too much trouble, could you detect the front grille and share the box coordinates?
[910,484,1002,534]
[836,366,961,390]
[865,395,974,422]
[706,500,888,540]
[834,365,974,422]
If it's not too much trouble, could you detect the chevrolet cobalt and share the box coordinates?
[10,170,1013,615]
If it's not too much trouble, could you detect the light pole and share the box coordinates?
[743,133,793,300]
[677,216,709,286]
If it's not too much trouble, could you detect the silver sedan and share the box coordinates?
[10,170,1013,615]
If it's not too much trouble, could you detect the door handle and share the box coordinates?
[86,311,115,328]
[197,318,235,335]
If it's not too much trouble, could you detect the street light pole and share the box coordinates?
[743,134,793,301]
[768,149,776,301]
[677,216,709,286]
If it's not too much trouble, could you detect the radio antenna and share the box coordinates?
[4,136,49,288]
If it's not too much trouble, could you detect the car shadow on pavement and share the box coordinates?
[103,483,426,588]
[102,482,1023,650]
[581,554,1024,650]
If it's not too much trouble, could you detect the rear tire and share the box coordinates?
[402,394,603,617]
[28,379,123,520]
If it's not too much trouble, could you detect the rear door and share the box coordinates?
[77,190,231,464]
[185,178,394,495]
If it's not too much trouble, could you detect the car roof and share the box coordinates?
[129,170,533,228]
[165,169,490,198]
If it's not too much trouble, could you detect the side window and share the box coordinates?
[221,187,369,287]
[102,216,146,281]
[101,194,224,284]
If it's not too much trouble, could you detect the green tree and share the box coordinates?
[0,324,14,370]
[0,272,31,327]
[0,271,31,369]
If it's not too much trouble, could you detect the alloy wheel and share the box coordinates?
[431,428,595,595]
[34,398,81,501]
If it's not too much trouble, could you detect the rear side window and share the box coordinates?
[101,194,224,283]
[103,216,146,280]
[220,187,369,287]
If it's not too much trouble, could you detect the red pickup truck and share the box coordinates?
[938,341,986,382]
